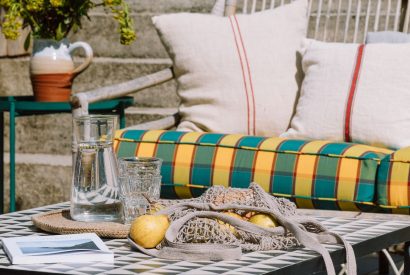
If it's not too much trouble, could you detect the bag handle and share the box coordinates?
[315,232,357,275]
[129,236,242,261]
[256,185,357,275]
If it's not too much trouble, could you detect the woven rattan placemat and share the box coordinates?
[32,209,130,238]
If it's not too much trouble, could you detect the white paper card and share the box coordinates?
[1,233,113,265]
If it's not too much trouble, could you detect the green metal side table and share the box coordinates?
[0,96,134,213]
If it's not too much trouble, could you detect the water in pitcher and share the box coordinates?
[71,141,122,222]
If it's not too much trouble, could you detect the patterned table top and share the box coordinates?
[0,203,409,275]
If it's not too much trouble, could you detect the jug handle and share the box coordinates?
[69,41,94,75]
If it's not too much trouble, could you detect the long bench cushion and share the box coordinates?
[114,130,392,211]
[377,147,410,214]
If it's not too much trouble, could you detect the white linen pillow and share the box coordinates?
[152,0,308,136]
[283,39,410,149]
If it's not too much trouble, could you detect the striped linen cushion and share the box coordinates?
[114,130,392,211]
[377,147,410,214]
[152,0,308,137]
[283,39,410,149]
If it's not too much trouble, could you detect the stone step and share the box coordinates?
[0,57,178,108]
[2,153,72,212]
[123,107,177,131]
[123,0,215,14]
[68,0,215,58]
[69,13,168,59]
[2,107,176,155]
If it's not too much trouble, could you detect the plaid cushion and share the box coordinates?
[377,147,410,214]
[115,130,392,211]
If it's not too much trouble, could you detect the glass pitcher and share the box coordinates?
[70,115,122,222]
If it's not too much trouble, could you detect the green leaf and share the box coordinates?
[71,23,79,33]
[24,33,31,51]
[56,22,66,41]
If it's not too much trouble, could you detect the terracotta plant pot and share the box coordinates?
[30,38,93,102]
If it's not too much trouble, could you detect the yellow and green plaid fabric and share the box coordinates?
[377,146,410,214]
[115,130,392,211]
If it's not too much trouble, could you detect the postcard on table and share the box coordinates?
[1,233,113,264]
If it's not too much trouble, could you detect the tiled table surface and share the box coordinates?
[0,202,408,275]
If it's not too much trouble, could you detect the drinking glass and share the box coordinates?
[118,157,162,224]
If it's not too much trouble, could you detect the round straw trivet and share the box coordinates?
[32,209,130,238]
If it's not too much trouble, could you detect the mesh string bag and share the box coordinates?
[129,183,357,275]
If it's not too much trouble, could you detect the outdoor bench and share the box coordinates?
[71,0,410,215]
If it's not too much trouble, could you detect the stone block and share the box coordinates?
[132,79,179,108]
[69,14,168,58]
[3,162,71,212]
[125,0,215,13]
[125,111,169,127]
[3,113,73,155]
[90,0,214,15]
[71,59,173,95]
[0,57,32,97]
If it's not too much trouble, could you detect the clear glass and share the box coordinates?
[70,115,122,222]
[119,157,162,176]
[118,157,162,224]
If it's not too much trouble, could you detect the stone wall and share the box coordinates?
[0,0,214,212]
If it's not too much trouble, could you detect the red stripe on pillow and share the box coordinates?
[344,44,365,142]
[229,16,251,135]
[407,170,410,209]
[234,15,257,136]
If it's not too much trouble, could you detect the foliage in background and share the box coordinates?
[0,0,136,45]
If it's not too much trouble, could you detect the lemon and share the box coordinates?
[130,214,169,248]
[217,212,243,236]
[249,213,279,228]
[223,212,243,220]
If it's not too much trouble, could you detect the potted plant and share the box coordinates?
[0,0,136,102]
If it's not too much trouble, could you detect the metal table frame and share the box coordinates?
[0,96,134,213]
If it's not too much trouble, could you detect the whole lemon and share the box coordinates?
[217,212,243,236]
[130,214,170,248]
[249,213,279,228]
[223,212,243,220]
